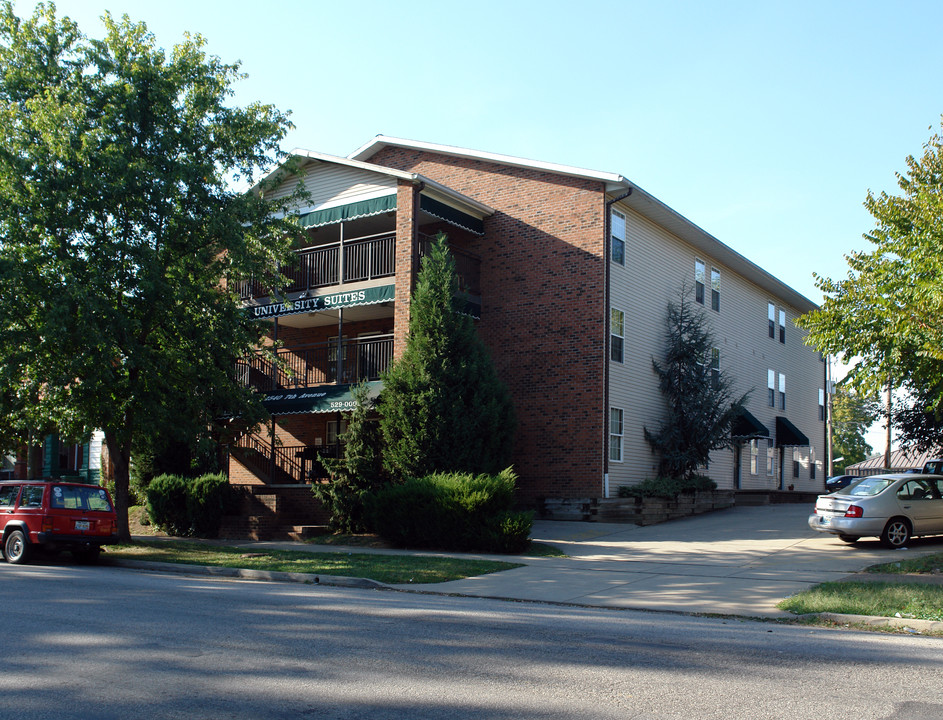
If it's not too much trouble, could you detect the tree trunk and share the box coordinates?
[104,430,133,543]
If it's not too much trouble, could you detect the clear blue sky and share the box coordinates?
[19,0,943,307]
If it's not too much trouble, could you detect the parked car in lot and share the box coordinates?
[0,481,118,564]
[809,473,943,548]
[824,474,861,493]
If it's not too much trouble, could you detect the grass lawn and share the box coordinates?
[106,539,524,585]
[778,551,943,622]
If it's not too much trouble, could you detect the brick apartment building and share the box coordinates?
[228,136,826,528]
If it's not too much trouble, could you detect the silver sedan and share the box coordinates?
[808,473,943,548]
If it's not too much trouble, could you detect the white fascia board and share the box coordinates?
[349,135,629,187]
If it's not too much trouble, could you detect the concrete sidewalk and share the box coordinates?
[392,504,943,618]
[134,503,943,620]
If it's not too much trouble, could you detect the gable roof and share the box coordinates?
[350,135,818,313]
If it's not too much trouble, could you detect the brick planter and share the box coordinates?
[593,490,735,525]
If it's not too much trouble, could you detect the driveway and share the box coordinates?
[398,504,943,617]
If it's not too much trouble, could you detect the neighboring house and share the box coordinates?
[228,136,826,522]
[11,431,105,484]
[846,449,943,477]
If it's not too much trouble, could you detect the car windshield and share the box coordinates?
[50,485,113,512]
[840,476,896,497]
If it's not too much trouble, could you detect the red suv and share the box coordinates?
[0,481,118,564]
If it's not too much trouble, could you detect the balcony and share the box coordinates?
[237,334,394,392]
[238,232,395,301]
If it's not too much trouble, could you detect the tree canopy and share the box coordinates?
[644,287,747,480]
[830,384,879,472]
[379,234,515,478]
[0,2,304,539]
[798,118,943,452]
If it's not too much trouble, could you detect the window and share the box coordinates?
[610,308,625,363]
[750,440,758,475]
[609,408,624,462]
[768,302,776,339]
[768,369,776,407]
[611,210,626,265]
[0,485,18,507]
[810,447,817,480]
[766,440,775,476]
[818,388,825,421]
[779,309,786,344]
[695,259,706,304]
[326,419,348,445]
[793,448,800,478]
[710,267,720,312]
[779,373,786,411]
[710,348,720,390]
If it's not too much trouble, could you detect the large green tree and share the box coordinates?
[644,287,747,480]
[830,384,879,472]
[0,3,303,540]
[798,119,943,452]
[379,234,515,478]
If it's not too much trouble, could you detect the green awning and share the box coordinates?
[250,284,395,319]
[262,381,382,415]
[730,409,769,440]
[420,195,485,236]
[297,195,396,228]
[775,416,810,447]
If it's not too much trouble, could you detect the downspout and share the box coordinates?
[603,187,633,499]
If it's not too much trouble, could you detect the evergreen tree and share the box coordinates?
[644,288,747,479]
[313,382,386,533]
[379,234,515,478]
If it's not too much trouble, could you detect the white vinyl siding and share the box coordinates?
[267,162,398,211]
[607,203,826,494]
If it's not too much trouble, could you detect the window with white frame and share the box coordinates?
[609,408,624,462]
[611,210,626,265]
[779,309,786,344]
[710,267,720,312]
[768,302,776,339]
[793,447,800,478]
[610,308,625,363]
[818,388,826,421]
[710,348,720,390]
[766,440,775,476]
[810,447,817,479]
[750,439,758,475]
[695,258,706,304]
[768,369,776,407]
[779,373,786,410]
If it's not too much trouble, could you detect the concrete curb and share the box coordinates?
[108,559,386,590]
[807,612,943,634]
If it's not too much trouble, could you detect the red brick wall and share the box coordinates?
[371,147,607,501]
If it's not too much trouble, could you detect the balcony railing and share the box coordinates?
[420,235,481,296]
[232,434,341,484]
[236,334,394,392]
[237,233,395,300]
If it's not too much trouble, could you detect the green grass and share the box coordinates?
[106,539,523,584]
[778,581,943,621]
[304,533,566,557]
[867,552,943,575]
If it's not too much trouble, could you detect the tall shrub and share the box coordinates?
[314,382,387,533]
[379,234,515,478]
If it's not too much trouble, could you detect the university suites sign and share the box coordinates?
[249,284,395,319]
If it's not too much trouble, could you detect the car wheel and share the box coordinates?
[4,529,29,564]
[881,518,911,549]
[838,534,860,544]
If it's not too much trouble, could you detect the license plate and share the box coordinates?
[74,520,89,531]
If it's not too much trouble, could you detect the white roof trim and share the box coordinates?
[256,148,494,218]
[349,135,629,189]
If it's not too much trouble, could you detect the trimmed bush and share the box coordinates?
[146,472,235,538]
[617,474,717,500]
[369,467,533,553]
[146,474,191,536]
[186,473,234,538]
